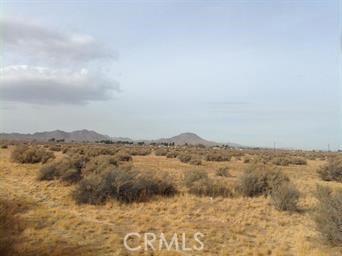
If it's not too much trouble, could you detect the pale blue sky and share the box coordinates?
[0,0,341,150]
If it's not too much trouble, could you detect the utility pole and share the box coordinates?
[328,144,330,152]
[273,142,276,152]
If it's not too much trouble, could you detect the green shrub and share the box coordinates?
[318,157,342,182]
[271,183,299,211]
[314,186,342,245]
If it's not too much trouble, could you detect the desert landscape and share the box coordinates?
[1,132,341,255]
[1,1,340,255]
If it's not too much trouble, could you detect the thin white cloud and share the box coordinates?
[0,16,116,63]
[0,65,119,104]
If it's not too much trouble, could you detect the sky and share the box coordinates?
[0,0,341,150]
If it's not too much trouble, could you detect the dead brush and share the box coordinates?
[73,169,177,204]
[317,157,342,182]
[0,199,28,256]
[270,183,299,211]
[177,153,192,163]
[184,169,233,197]
[238,164,289,197]
[216,167,231,177]
[154,148,168,156]
[314,186,342,245]
[37,155,87,183]
[11,144,55,164]
[205,151,231,162]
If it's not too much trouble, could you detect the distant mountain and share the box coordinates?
[0,130,240,147]
[150,132,220,146]
[0,129,110,142]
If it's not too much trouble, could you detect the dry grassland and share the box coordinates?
[1,146,341,255]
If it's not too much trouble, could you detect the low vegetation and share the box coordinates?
[314,186,342,245]
[184,169,233,197]
[0,199,25,256]
[73,169,177,204]
[270,183,300,211]
[216,167,231,177]
[205,151,231,162]
[318,157,342,182]
[11,145,55,164]
[238,164,289,197]
[37,155,86,183]
[272,156,307,166]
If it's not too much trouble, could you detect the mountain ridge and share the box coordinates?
[0,130,240,147]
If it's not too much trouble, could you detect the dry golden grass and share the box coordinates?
[0,146,341,255]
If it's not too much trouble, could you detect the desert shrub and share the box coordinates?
[166,151,178,158]
[60,168,82,183]
[188,178,233,197]
[155,148,168,156]
[114,151,132,162]
[272,157,290,166]
[178,153,192,163]
[1,144,8,149]
[184,169,209,188]
[272,156,307,166]
[0,200,26,256]
[189,158,202,165]
[73,174,111,204]
[317,157,342,182]
[11,145,55,164]
[73,169,177,204]
[37,155,86,183]
[314,186,342,245]
[83,155,118,175]
[238,164,289,197]
[38,164,59,181]
[205,151,231,162]
[184,170,232,197]
[128,147,151,156]
[85,146,117,157]
[216,167,231,177]
[289,157,307,165]
[243,157,251,163]
[271,183,299,211]
[115,173,177,203]
[49,144,61,152]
